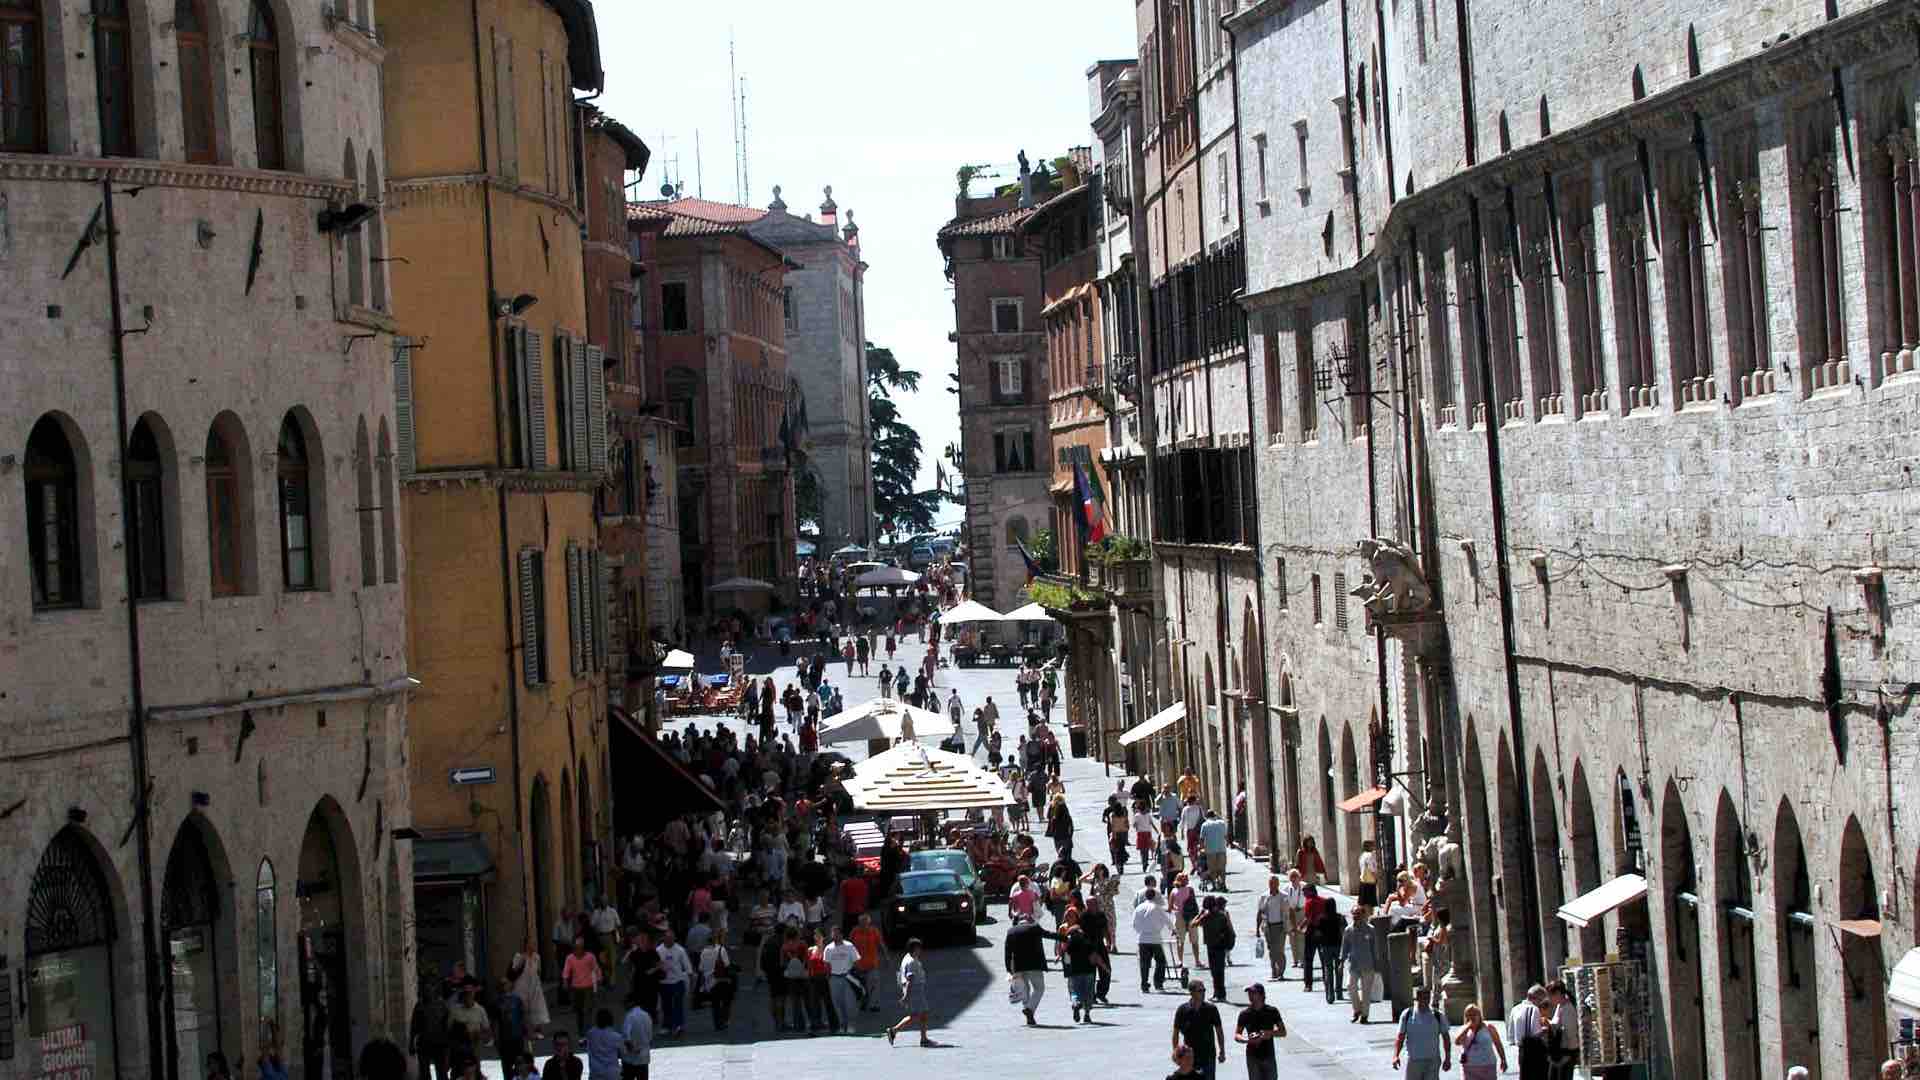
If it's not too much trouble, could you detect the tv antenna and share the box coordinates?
[730,33,751,205]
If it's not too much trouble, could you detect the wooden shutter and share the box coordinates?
[593,551,611,671]
[492,31,517,181]
[392,337,416,477]
[524,330,547,469]
[518,549,542,685]
[569,338,590,470]
[586,345,608,472]
[565,544,583,675]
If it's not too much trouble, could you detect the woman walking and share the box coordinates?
[1045,796,1075,861]
[1340,904,1376,1022]
[886,939,933,1047]
[1294,835,1327,885]
[1454,1003,1509,1079]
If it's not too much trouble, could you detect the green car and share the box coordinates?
[909,849,986,923]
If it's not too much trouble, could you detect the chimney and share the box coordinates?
[819,185,837,227]
[1017,150,1035,208]
[843,209,859,251]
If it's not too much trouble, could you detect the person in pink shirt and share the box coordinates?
[1008,875,1042,922]
[559,936,601,1036]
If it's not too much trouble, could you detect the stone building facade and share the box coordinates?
[0,3,412,1080]
[1233,0,1920,1071]
[750,187,872,554]
[937,167,1060,611]
[631,198,797,619]
[382,0,613,994]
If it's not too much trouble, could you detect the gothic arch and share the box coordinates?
[162,814,238,1076]
[1567,761,1605,961]
[1836,815,1887,1077]
[1460,719,1503,1006]
[1771,799,1820,1077]
[1316,717,1337,877]
[1712,792,1761,1080]
[296,796,367,1075]
[529,774,554,951]
[1659,781,1706,1080]
[1531,750,1567,974]
[1492,733,1527,1004]
[1339,722,1362,891]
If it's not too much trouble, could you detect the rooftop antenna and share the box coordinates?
[730,32,751,206]
[695,130,703,199]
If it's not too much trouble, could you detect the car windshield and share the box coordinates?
[899,872,963,896]
[911,851,973,877]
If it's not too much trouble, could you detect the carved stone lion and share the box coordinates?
[1352,538,1434,615]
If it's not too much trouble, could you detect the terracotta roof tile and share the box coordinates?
[937,203,1040,239]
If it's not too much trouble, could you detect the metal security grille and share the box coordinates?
[26,828,117,956]
[161,826,220,932]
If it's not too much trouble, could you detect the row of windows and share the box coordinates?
[1150,446,1255,546]
[0,0,291,167]
[23,406,395,612]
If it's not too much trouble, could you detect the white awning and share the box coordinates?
[1003,602,1055,622]
[936,599,1005,624]
[659,649,695,672]
[1118,701,1186,747]
[1556,873,1649,929]
[842,743,1013,812]
[816,699,956,745]
[1889,947,1920,1017]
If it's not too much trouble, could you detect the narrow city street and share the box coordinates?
[536,639,1400,1080]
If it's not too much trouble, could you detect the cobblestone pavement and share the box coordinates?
[497,636,1413,1080]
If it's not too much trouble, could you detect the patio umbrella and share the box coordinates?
[855,566,922,588]
[1002,602,1055,622]
[833,544,869,556]
[659,649,695,672]
[816,698,956,745]
[709,577,776,593]
[843,743,1013,812]
[936,599,1005,624]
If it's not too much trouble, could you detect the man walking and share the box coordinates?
[1198,809,1229,890]
[820,924,863,1034]
[1281,871,1307,980]
[654,929,692,1038]
[618,993,652,1080]
[1393,995,1452,1080]
[1004,914,1063,1026]
[1254,877,1289,980]
[1508,984,1550,1080]
[1233,983,1286,1080]
[1171,980,1226,1080]
[1132,887,1174,992]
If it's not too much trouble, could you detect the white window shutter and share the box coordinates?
[569,338,591,470]
[565,544,583,675]
[593,551,611,671]
[392,337,416,478]
[525,330,547,469]
[586,345,608,472]
[518,549,541,685]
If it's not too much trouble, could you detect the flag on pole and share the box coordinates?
[1072,461,1108,545]
[936,461,947,494]
[1014,537,1042,583]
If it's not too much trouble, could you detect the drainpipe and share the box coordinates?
[472,0,529,944]
[1467,193,1544,982]
[1223,17,1283,862]
[1127,82,1167,740]
[101,174,166,1080]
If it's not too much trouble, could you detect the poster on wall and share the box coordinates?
[27,948,115,1080]
[36,1023,94,1080]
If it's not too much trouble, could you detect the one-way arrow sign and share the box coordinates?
[449,766,497,786]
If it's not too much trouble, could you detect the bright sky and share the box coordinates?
[592,1,1137,527]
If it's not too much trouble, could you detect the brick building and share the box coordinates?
[0,2,412,1078]
[749,187,873,554]
[383,0,613,992]
[937,158,1061,611]
[1234,0,1920,1071]
[631,198,797,620]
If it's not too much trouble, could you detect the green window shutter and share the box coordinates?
[569,338,591,471]
[593,550,611,671]
[392,337,416,477]
[525,330,547,469]
[565,544,583,676]
[586,345,608,472]
[518,549,541,686]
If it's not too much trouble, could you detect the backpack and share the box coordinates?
[1180,893,1200,921]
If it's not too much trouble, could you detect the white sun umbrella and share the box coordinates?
[1002,602,1055,622]
[855,566,922,588]
[659,649,695,672]
[935,599,1005,624]
[844,743,1014,812]
[709,577,776,593]
[816,697,955,745]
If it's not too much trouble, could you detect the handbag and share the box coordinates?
[783,956,807,979]
[1254,934,1266,959]
[1007,976,1026,1006]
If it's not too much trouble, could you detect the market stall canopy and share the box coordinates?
[659,649,695,672]
[709,577,776,593]
[843,743,1014,812]
[1338,786,1389,813]
[856,566,922,588]
[1890,948,1920,1016]
[936,599,1005,623]
[1002,602,1055,622]
[796,540,817,557]
[1556,873,1649,929]
[833,544,870,556]
[1117,701,1186,746]
[817,698,956,744]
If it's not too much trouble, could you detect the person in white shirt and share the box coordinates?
[1548,980,1582,1079]
[620,999,653,1079]
[1130,874,1160,912]
[819,925,864,1033]
[1507,983,1549,1080]
[776,889,806,928]
[654,929,693,1037]
[698,939,736,1030]
[1131,889,1175,992]
[1254,875,1290,980]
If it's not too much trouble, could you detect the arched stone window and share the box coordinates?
[377,420,398,583]
[127,414,176,600]
[344,143,364,307]
[26,827,123,1078]
[276,412,324,591]
[247,1,284,169]
[25,413,90,609]
[162,820,230,1077]
[176,0,217,162]
[205,413,255,596]
[1771,800,1819,1075]
[354,418,376,586]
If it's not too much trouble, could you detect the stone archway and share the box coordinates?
[1492,735,1528,1005]
[1460,720,1503,1007]
[1658,781,1706,1080]
[1530,751,1567,975]
[1836,815,1887,1078]
[25,827,127,1080]
[1567,762,1605,961]
[1339,723,1362,889]
[1316,718,1338,879]
[530,775,554,951]
[1711,792,1761,1080]
[162,816,238,1080]
[1772,799,1820,1078]
[296,798,363,1080]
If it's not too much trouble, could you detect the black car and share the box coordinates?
[881,870,976,945]
[908,849,988,923]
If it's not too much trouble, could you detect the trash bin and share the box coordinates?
[1069,726,1089,757]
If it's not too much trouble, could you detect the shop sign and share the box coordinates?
[37,1023,93,1080]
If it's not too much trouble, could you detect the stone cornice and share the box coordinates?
[1241,255,1377,309]
[404,467,608,494]
[1224,0,1294,35]
[0,155,352,199]
[1375,0,1917,254]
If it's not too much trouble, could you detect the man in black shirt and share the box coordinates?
[1171,979,1225,1080]
[1131,775,1157,808]
[1004,914,1064,1026]
[1077,902,1112,1003]
[1233,983,1287,1080]
[1165,1045,1203,1080]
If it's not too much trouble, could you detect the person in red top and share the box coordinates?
[839,870,870,919]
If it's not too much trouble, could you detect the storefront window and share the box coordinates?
[25,828,119,1080]
[162,824,224,1078]
[256,860,278,1052]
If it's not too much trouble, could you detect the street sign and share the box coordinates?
[449,766,496,786]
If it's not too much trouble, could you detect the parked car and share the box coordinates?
[880,870,976,945]
[908,544,935,569]
[908,848,987,922]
